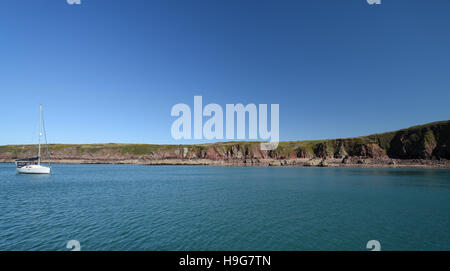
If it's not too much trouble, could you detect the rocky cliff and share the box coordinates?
[1,120,449,168]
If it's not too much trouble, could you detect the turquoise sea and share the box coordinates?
[0,163,449,251]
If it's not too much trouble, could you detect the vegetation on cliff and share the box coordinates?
[0,120,449,162]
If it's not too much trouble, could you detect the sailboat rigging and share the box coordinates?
[15,105,51,174]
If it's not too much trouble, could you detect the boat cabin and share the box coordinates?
[16,157,39,168]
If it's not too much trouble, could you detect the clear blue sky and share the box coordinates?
[1,0,449,145]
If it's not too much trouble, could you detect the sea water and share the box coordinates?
[0,163,449,250]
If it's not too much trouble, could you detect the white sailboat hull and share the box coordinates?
[16,165,51,174]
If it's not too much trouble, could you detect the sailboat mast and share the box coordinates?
[38,104,42,165]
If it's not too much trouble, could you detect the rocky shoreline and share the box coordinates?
[1,157,449,168]
[1,120,449,169]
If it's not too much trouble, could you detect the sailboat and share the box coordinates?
[16,105,51,174]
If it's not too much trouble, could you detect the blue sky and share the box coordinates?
[0,0,449,145]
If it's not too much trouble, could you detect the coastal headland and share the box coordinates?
[1,120,449,168]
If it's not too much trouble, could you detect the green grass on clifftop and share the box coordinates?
[1,120,449,159]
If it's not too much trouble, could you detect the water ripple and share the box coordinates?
[0,164,449,250]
